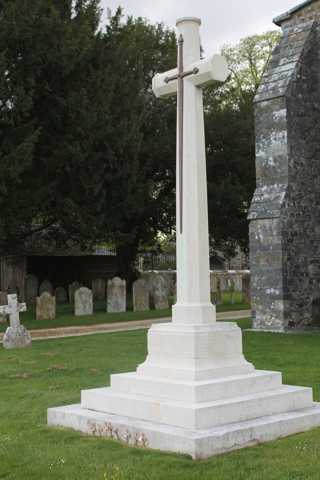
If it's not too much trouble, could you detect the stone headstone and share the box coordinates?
[92,278,106,301]
[212,278,222,305]
[152,274,169,310]
[234,273,242,292]
[172,282,177,304]
[107,277,126,313]
[210,272,218,293]
[75,287,93,316]
[133,279,149,312]
[55,287,68,304]
[228,278,235,304]
[242,273,251,305]
[36,292,56,321]
[69,281,80,304]
[25,275,39,304]
[39,280,54,296]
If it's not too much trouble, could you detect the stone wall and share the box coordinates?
[249,0,320,330]
[141,270,249,296]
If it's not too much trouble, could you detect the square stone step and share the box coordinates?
[81,384,313,429]
[110,370,282,403]
[48,402,320,459]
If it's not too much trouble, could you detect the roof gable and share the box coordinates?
[274,0,316,26]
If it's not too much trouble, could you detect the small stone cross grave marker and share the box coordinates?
[0,294,31,349]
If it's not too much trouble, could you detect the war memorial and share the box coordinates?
[48,5,320,458]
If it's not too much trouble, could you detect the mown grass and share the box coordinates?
[0,294,250,332]
[1,321,320,479]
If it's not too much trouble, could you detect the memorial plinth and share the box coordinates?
[48,17,320,458]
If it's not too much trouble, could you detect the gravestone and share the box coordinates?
[69,281,80,304]
[107,277,126,313]
[0,291,8,324]
[1,294,31,349]
[242,272,251,305]
[234,273,242,292]
[55,287,68,304]
[212,277,222,305]
[151,274,169,310]
[172,282,177,304]
[49,12,320,459]
[25,275,39,304]
[133,279,149,312]
[39,280,54,296]
[92,278,106,301]
[248,0,320,331]
[36,292,56,321]
[75,287,93,316]
[228,278,235,304]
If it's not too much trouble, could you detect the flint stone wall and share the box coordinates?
[249,0,320,330]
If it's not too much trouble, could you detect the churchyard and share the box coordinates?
[0,292,248,333]
[1,0,320,477]
[1,327,320,479]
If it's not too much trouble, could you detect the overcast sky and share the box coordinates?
[100,0,299,52]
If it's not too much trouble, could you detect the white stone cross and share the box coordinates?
[0,294,27,329]
[153,18,229,325]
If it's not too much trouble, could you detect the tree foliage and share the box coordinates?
[0,0,281,275]
[0,2,177,279]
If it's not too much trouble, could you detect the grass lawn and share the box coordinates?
[0,294,250,332]
[1,321,320,479]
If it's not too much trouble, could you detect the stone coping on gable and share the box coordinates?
[274,0,316,26]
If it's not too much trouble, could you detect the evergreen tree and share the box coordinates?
[0,3,177,280]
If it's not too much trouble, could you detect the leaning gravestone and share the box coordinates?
[39,280,54,296]
[151,274,169,310]
[55,287,68,304]
[75,287,93,316]
[25,275,39,304]
[36,292,56,321]
[69,281,80,304]
[92,278,106,301]
[107,277,126,313]
[133,279,149,312]
[1,294,31,349]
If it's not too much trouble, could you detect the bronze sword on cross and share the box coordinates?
[165,34,200,234]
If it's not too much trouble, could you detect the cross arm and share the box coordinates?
[153,67,178,98]
[0,305,10,315]
[152,55,230,99]
[18,303,27,313]
[188,55,230,88]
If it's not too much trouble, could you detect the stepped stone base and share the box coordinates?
[47,321,320,458]
[48,403,320,459]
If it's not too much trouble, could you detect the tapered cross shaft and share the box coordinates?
[152,17,229,324]
[165,35,199,234]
